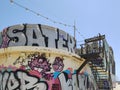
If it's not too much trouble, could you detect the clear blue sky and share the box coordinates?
[0,0,120,80]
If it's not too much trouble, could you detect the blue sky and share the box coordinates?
[0,0,120,80]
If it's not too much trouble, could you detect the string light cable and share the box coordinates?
[10,0,73,27]
[10,0,86,42]
[76,28,86,39]
[74,26,86,45]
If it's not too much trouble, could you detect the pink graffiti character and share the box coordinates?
[52,57,64,72]
[28,54,51,79]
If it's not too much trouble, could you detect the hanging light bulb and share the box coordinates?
[9,0,74,29]
[10,0,14,4]
[25,8,29,12]
[37,13,40,16]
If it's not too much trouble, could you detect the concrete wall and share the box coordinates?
[0,24,76,53]
[0,24,97,90]
[0,46,98,90]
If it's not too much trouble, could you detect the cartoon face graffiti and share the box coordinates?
[52,57,64,72]
[28,54,51,74]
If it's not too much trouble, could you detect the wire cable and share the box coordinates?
[10,0,73,28]
[10,0,86,41]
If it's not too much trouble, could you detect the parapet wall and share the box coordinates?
[0,24,97,90]
[0,24,76,53]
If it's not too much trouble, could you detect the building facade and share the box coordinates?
[0,24,99,90]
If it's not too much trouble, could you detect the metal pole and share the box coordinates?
[74,20,76,40]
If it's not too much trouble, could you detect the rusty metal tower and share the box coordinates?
[77,34,115,90]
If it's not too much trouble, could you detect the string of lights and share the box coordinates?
[10,0,86,42]
[76,28,86,39]
[10,0,73,28]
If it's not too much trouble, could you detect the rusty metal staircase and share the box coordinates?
[78,34,113,90]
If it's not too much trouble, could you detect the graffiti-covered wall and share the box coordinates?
[0,24,75,53]
[0,47,97,90]
[0,24,97,90]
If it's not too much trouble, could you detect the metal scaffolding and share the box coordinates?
[78,34,115,90]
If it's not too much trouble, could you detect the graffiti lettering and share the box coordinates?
[7,25,26,46]
[58,72,89,90]
[0,24,75,53]
[0,66,96,90]
[59,72,73,90]
[78,74,89,90]
[26,24,45,46]
[0,70,48,90]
